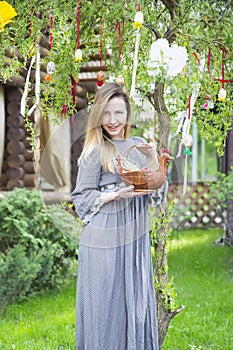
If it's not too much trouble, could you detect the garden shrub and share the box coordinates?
[0,188,80,316]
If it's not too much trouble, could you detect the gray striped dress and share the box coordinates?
[72,137,159,350]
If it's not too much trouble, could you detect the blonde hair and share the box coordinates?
[79,83,132,172]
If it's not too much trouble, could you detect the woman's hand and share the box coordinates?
[117,185,145,198]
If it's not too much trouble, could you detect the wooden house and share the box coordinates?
[0,39,106,203]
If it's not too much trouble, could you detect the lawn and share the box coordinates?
[0,228,232,350]
[163,228,233,350]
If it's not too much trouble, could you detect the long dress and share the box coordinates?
[72,137,159,350]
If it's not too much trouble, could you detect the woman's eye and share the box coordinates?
[116,111,123,114]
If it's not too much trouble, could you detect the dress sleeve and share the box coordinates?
[150,180,169,207]
[71,147,104,223]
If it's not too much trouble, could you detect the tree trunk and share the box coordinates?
[220,117,233,246]
[152,82,184,348]
[153,82,170,152]
[225,119,233,245]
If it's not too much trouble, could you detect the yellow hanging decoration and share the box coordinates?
[0,1,17,32]
[75,48,82,62]
[218,87,226,102]
[133,4,143,29]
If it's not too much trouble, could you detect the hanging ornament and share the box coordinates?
[130,4,143,97]
[75,0,82,62]
[116,21,123,61]
[116,75,124,85]
[75,48,82,62]
[218,49,226,102]
[47,61,55,75]
[218,87,226,102]
[70,75,77,128]
[202,93,214,109]
[97,70,105,87]
[193,51,201,66]
[45,7,55,82]
[207,47,211,73]
[97,19,104,87]
[182,95,193,195]
[183,134,193,154]
[133,4,143,29]
[61,101,67,115]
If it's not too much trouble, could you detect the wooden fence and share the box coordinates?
[167,182,225,230]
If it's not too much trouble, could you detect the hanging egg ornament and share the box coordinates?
[45,74,51,83]
[47,61,55,75]
[116,75,124,85]
[183,134,193,156]
[75,48,82,62]
[97,71,105,87]
[218,88,226,102]
[183,134,193,147]
[133,10,144,29]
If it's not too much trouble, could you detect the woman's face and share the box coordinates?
[101,96,128,139]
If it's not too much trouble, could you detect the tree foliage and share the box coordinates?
[0,0,232,153]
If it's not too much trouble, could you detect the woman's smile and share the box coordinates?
[101,96,128,139]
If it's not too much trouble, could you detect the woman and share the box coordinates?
[72,82,159,349]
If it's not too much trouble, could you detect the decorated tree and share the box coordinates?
[0,0,233,347]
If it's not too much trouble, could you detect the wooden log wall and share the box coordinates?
[0,86,36,190]
[0,32,105,193]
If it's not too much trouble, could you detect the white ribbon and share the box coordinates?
[28,45,41,116]
[130,29,140,98]
[20,55,36,117]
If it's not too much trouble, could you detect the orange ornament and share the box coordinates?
[97,71,105,81]
[45,74,51,83]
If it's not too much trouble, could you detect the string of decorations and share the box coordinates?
[45,7,55,83]
[75,0,82,62]
[97,19,105,87]
[130,3,143,98]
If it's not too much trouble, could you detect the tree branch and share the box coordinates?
[161,0,179,21]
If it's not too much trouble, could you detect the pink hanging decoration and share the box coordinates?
[116,22,122,61]
[28,0,32,36]
[61,101,67,115]
[70,75,77,128]
[75,0,82,62]
[207,47,211,72]
[97,19,104,87]
[49,7,52,53]
[193,51,200,65]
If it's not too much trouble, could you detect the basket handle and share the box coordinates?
[121,143,159,170]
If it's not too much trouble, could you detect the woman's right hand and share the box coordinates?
[117,185,146,198]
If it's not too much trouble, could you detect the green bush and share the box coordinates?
[0,188,80,316]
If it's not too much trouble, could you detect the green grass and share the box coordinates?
[163,229,233,350]
[0,229,232,350]
[0,276,77,350]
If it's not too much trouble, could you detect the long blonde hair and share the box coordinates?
[79,83,132,172]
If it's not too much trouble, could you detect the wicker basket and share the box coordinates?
[115,144,166,191]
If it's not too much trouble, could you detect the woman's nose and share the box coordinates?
[108,114,117,124]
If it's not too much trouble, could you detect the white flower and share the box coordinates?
[148,38,188,78]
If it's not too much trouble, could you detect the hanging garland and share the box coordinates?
[116,21,122,62]
[130,4,143,98]
[45,7,55,83]
[75,0,82,62]
[97,19,105,87]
